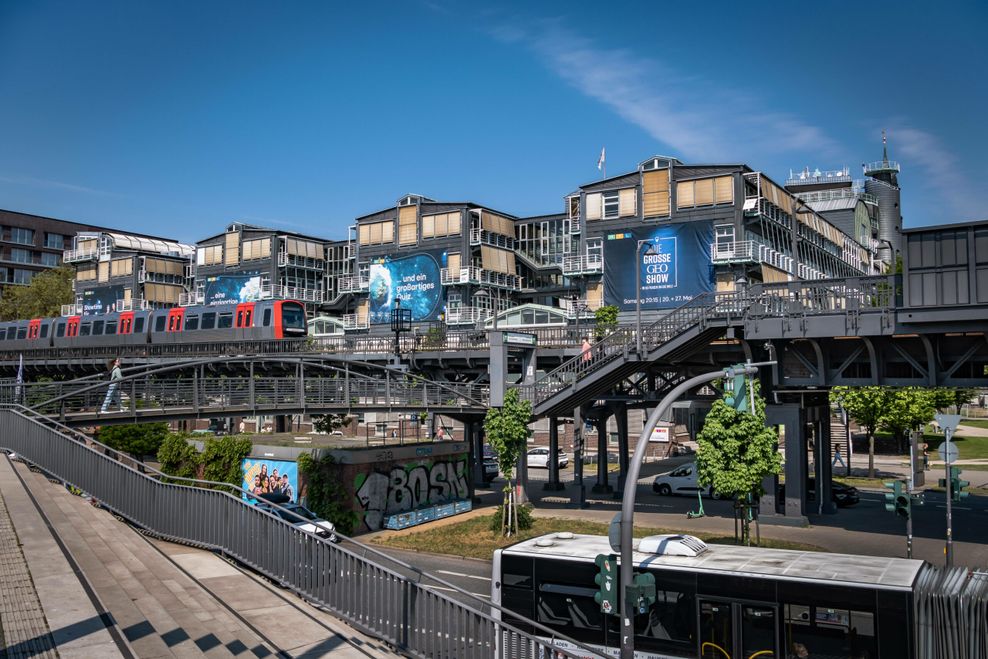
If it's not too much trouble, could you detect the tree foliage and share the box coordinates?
[484,388,532,536]
[593,305,619,339]
[931,388,976,415]
[311,414,352,434]
[297,452,359,535]
[831,386,886,477]
[879,387,936,451]
[0,266,74,321]
[157,433,203,480]
[97,422,170,459]
[200,435,253,491]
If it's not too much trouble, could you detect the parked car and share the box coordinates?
[777,478,860,507]
[255,500,339,541]
[651,462,721,499]
[527,447,569,469]
[482,445,499,484]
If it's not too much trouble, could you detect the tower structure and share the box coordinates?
[863,130,902,263]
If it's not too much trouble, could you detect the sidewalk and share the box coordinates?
[0,454,398,658]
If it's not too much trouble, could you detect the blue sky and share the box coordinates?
[1,1,985,243]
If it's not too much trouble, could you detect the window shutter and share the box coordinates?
[586,193,602,220]
[618,188,637,217]
[694,178,715,206]
[447,252,460,272]
[714,176,734,204]
[382,221,394,243]
[677,181,695,208]
[358,225,370,245]
[642,169,670,217]
[586,281,603,306]
[421,214,436,238]
[398,205,417,246]
[98,261,109,282]
[369,223,382,244]
[225,231,240,266]
[357,299,368,323]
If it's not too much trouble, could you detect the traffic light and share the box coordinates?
[722,367,749,413]
[884,480,910,519]
[950,466,970,502]
[629,572,656,615]
[594,553,619,615]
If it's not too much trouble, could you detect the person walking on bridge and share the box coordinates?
[101,358,123,413]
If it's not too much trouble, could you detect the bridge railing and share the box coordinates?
[748,274,899,317]
[0,406,594,659]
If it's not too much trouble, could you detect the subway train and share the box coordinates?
[0,300,307,352]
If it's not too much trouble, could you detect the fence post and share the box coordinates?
[193,369,199,414]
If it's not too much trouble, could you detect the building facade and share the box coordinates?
[0,209,111,290]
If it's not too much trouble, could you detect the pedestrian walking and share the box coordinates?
[581,336,592,363]
[832,444,846,468]
[101,358,123,413]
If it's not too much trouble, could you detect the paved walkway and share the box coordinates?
[0,455,398,658]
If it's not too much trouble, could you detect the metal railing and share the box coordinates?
[338,274,370,294]
[793,186,878,206]
[342,314,368,330]
[710,241,793,273]
[60,303,83,316]
[0,406,593,659]
[115,298,151,312]
[62,248,99,263]
[864,159,900,174]
[179,291,205,307]
[468,228,515,250]
[261,283,325,303]
[440,267,523,290]
[561,254,603,275]
[446,306,490,325]
[748,275,899,317]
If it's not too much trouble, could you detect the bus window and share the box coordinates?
[201,312,216,330]
[155,316,166,332]
[56,322,65,338]
[185,315,200,331]
[218,313,233,329]
[134,317,145,333]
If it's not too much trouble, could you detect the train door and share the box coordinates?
[166,308,185,343]
[235,303,255,340]
[119,312,134,335]
[66,316,80,338]
[699,598,779,659]
[27,319,41,340]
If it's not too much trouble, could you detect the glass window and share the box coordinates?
[185,315,200,331]
[16,327,26,339]
[41,252,59,266]
[263,309,272,326]
[784,604,876,659]
[56,322,65,338]
[154,315,166,332]
[12,269,32,284]
[79,323,91,336]
[10,248,31,263]
[282,304,305,330]
[92,320,104,335]
[10,227,34,245]
[201,312,216,330]
[134,317,145,333]
[218,313,233,329]
[45,233,64,249]
[40,324,49,338]
[602,191,620,219]
[105,321,117,335]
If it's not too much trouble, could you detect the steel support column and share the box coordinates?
[545,417,564,491]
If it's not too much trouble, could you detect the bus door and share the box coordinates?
[699,598,778,659]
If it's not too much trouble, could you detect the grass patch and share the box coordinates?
[960,419,988,430]
[369,514,823,559]
[872,429,988,461]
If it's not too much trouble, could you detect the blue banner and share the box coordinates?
[242,458,299,503]
[204,271,263,306]
[368,252,446,324]
[81,285,125,315]
[602,222,714,311]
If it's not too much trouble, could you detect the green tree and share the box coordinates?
[97,422,170,461]
[312,414,352,434]
[879,387,936,453]
[200,435,253,492]
[593,305,619,339]
[0,265,74,320]
[484,388,532,536]
[831,386,886,478]
[297,453,359,535]
[696,381,780,545]
[931,388,976,415]
[157,433,203,480]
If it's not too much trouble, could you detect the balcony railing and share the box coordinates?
[277,252,326,269]
[445,306,490,325]
[558,297,602,315]
[179,292,205,307]
[468,228,515,250]
[561,254,603,276]
[569,215,581,234]
[342,314,368,331]
[62,248,99,263]
[261,283,324,303]
[115,298,150,312]
[440,266,523,290]
[797,263,825,280]
[338,274,369,293]
[864,160,900,175]
[710,241,793,274]
[60,304,83,316]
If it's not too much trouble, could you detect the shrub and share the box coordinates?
[489,503,534,533]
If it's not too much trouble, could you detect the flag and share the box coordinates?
[15,354,23,404]
[597,147,606,171]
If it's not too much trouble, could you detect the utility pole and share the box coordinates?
[935,413,962,568]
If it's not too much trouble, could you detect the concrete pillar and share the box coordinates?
[615,404,629,498]
[812,408,837,514]
[764,404,807,523]
[545,417,565,491]
[592,414,613,494]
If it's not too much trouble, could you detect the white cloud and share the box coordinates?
[490,20,837,162]
[892,126,985,221]
[0,174,118,197]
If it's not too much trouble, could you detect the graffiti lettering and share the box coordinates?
[356,458,469,531]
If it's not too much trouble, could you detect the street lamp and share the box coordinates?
[635,240,657,355]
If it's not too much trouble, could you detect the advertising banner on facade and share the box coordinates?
[204,271,263,306]
[368,252,446,324]
[602,222,714,311]
[81,285,125,315]
[242,458,299,503]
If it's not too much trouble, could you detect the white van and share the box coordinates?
[651,462,721,498]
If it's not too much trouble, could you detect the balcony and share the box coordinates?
[115,298,150,312]
[60,303,83,316]
[277,252,326,269]
[569,215,581,234]
[138,270,186,285]
[261,283,324,303]
[62,248,99,263]
[559,297,602,315]
[440,266,523,290]
[797,263,825,280]
[342,314,368,331]
[338,274,369,293]
[710,241,793,274]
[468,228,515,250]
[561,254,603,276]
[179,291,205,307]
[445,306,490,325]
[794,187,878,206]
[864,160,900,176]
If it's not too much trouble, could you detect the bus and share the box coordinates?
[492,532,986,659]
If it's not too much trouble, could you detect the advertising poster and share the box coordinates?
[649,426,670,443]
[602,222,714,311]
[204,271,263,306]
[242,458,299,503]
[368,252,446,324]
[81,285,125,315]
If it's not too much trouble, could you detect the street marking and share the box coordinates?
[437,570,491,582]
[423,584,489,598]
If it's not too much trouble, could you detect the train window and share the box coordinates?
[105,321,117,335]
[56,323,65,338]
[218,313,233,329]
[244,309,253,326]
[92,321,104,335]
[282,304,305,330]
[185,316,200,331]
[16,327,26,339]
[79,324,91,337]
[263,309,272,326]
[134,317,144,333]
[40,324,49,338]
[155,316,166,332]
[201,312,216,330]
[236,310,244,327]
[3,327,12,340]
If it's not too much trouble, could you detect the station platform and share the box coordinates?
[0,454,397,658]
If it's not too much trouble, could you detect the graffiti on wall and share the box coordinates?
[354,456,469,531]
